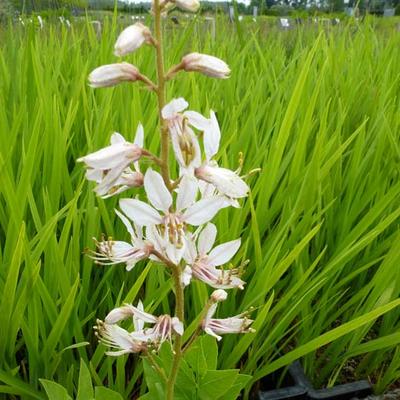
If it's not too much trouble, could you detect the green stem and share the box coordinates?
[166,265,184,400]
[154,0,171,191]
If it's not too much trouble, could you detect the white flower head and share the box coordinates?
[94,320,145,356]
[89,210,152,271]
[101,301,183,350]
[89,63,140,88]
[202,304,255,341]
[195,162,249,199]
[181,53,230,79]
[78,126,144,198]
[162,98,201,173]
[183,223,245,289]
[114,23,153,56]
[119,170,228,264]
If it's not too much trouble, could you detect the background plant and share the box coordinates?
[0,15,399,400]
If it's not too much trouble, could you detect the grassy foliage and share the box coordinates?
[0,16,399,399]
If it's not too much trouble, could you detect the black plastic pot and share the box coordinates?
[258,361,373,400]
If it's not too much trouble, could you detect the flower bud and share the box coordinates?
[211,289,228,303]
[175,0,200,12]
[114,23,153,56]
[89,63,140,88]
[181,53,230,79]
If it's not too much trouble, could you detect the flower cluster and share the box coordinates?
[79,0,255,375]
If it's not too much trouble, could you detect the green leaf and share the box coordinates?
[40,379,72,400]
[94,386,124,400]
[77,359,94,400]
[198,370,240,400]
[185,335,218,376]
[220,374,252,400]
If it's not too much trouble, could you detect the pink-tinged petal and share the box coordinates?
[205,303,218,322]
[110,132,127,145]
[134,301,145,331]
[172,317,184,335]
[144,169,172,212]
[131,306,158,324]
[198,223,217,255]
[183,235,197,264]
[208,239,241,266]
[176,175,198,211]
[134,123,144,148]
[89,63,140,88]
[119,198,162,226]
[115,209,135,237]
[77,143,130,169]
[204,327,222,341]
[105,304,135,324]
[211,289,228,302]
[183,196,227,226]
[195,164,249,199]
[184,110,209,131]
[162,98,188,119]
[181,266,192,286]
[105,349,132,356]
[114,23,151,56]
[204,111,221,160]
[86,168,103,183]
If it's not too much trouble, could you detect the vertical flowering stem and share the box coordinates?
[167,265,184,400]
[154,0,171,191]
[154,1,184,397]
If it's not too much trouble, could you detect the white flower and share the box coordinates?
[102,301,184,349]
[120,169,227,229]
[181,53,230,79]
[162,98,201,172]
[89,63,140,88]
[78,125,144,198]
[175,0,200,12]
[114,23,152,56]
[94,320,145,356]
[195,162,249,199]
[202,303,254,341]
[89,210,152,271]
[183,223,245,289]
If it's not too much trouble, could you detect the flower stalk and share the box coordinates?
[79,0,256,398]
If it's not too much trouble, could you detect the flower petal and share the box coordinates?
[207,239,241,266]
[198,223,217,255]
[110,132,127,145]
[120,198,162,226]
[162,98,188,119]
[204,111,221,160]
[134,123,144,148]
[144,169,172,212]
[183,196,227,226]
[176,175,198,211]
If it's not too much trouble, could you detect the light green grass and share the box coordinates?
[0,15,399,399]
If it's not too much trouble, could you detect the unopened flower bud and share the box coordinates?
[89,63,140,88]
[181,53,230,79]
[114,23,153,56]
[211,289,228,303]
[175,0,200,12]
